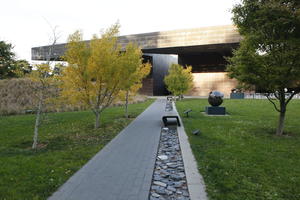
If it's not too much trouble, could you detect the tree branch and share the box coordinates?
[285,91,297,106]
[274,91,279,100]
[103,82,119,111]
[265,93,281,112]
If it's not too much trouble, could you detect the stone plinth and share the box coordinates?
[205,106,226,115]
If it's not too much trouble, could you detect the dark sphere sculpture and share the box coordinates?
[208,91,224,107]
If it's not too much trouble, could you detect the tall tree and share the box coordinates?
[0,41,15,79]
[119,43,151,118]
[227,0,300,135]
[164,64,194,100]
[61,23,145,128]
[0,41,31,79]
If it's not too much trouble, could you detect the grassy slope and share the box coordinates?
[176,99,300,200]
[0,100,154,200]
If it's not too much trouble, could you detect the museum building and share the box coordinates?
[31,25,242,97]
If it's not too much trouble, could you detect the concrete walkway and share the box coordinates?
[49,99,166,200]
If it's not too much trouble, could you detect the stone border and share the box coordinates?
[173,102,208,200]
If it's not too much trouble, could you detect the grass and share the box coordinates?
[176,99,300,200]
[0,99,154,200]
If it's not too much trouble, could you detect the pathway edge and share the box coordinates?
[173,101,209,200]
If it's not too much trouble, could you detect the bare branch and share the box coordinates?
[285,92,297,106]
[42,18,61,63]
[265,93,281,112]
[274,91,279,100]
[103,83,119,111]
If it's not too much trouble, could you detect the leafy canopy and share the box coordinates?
[61,27,118,107]
[118,43,151,100]
[227,0,300,92]
[164,64,193,97]
[120,43,151,90]
[61,23,149,128]
[0,41,31,79]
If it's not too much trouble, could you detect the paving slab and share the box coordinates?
[48,99,166,200]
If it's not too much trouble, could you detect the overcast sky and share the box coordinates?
[0,0,240,62]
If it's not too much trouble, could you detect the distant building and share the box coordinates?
[31,25,242,97]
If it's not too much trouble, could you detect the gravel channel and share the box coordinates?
[149,100,190,200]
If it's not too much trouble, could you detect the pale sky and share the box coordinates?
[0,0,240,62]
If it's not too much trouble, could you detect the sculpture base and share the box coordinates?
[205,106,226,115]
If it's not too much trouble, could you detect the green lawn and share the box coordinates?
[0,99,153,200]
[176,99,300,200]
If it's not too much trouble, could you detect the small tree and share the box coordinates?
[119,43,151,118]
[228,0,300,135]
[31,24,60,149]
[164,64,193,100]
[14,60,32,77]
[61,23,145,128]
[30,64,56,149]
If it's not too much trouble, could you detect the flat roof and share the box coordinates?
[31,25,242,60]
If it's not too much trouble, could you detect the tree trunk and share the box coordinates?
[95,110,101,129]
[276,110,286,136]
[125,91,129,118]
[32,98,42,149]
[276,95,286,136]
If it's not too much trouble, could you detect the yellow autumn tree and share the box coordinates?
[164,64,194,100]
[119,43,151,118]
[61,23,147,128]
